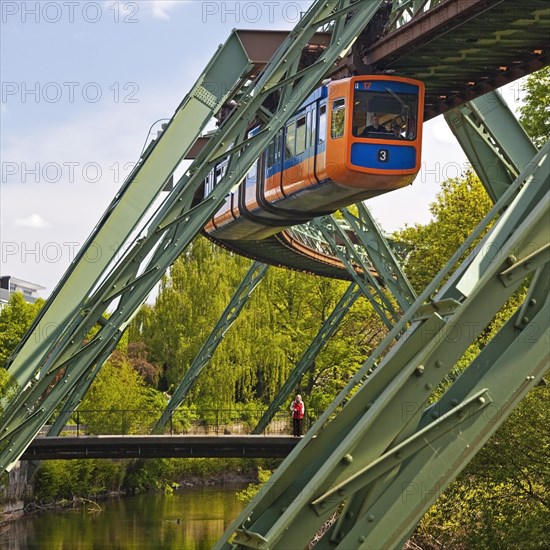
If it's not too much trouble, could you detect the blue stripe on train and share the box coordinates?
[350,143,416,170]
[266,141,327,179]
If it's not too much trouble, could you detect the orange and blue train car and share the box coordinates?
[204,75,425,242]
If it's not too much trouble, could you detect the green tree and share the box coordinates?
[78,357,165,435]
[396,170,493,292]
[518,66,550,148]
[0,292,44,366]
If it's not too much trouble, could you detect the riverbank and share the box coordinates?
[1,457,264,526]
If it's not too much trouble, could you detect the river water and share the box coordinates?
[0,484,246,549]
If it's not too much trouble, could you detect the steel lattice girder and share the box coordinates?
[0,0,386,473]
[215,145,548,548]
[445,90,538,202]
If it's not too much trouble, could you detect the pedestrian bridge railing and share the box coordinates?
[39,408,318,438]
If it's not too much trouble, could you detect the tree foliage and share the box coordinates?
[0,292,44,366]
[78,357,164,435]
[518,66,550,148]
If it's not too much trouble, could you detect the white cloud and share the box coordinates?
[102,0,183,21]
[150,1,182,20]
[14,214,51,228]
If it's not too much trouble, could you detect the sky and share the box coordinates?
[0,0,527,298]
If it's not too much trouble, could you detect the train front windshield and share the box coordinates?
[352,80,420,140]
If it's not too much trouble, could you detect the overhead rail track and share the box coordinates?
[200,0,549,278]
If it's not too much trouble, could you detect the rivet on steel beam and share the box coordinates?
[358,535,366,542]
[477,396,486,405]
[347,511,355,518]
[431,410,438,419]
[451,399,459,406]
[367,514,375,522]
[522,317,530,324]
[415,365,425,376]
[342,454,353,465]
[435,360,443,368]
[425,383,433,391]
[507,255,517,265]
[529,298,537,306]
[526,375,535,381]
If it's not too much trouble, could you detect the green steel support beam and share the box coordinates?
[0,0,385,472]
[444,90,537,202]
[341,204,417,311]
[252,202,417,435]
[252,282,362,435]
[312,216,401,329]
[154,262,269,432]
[214,144,548,549]
[336,297,549,549]
[319,143,550,547]
[3,31,255,389]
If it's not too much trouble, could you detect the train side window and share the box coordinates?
[273,131,282,166]
[205,171,214,196]
[267,137,276,168]
[318,104,327,144]
[331,98,345,139]
[285,121,296,160]
[306,110,315,149]
[295,115,307,155]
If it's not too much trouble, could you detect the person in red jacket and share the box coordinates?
[290,394,305,437]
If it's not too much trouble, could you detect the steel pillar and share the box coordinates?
[214,144,548,549]
[4,31,255,388]
[341,204,417,311]
[444,90,538,202]
[312,217,401,329]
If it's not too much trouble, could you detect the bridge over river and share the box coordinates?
[22,435,299,460]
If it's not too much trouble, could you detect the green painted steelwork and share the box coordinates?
[331,152,550,548]
[445,91,538,202]
[0,0,385,472]
[341,204,417,311]
[215,144,548,548]
[313,217,400,329]
[4,31,255,389]
[252,282,362,435]
[154,261,269,432]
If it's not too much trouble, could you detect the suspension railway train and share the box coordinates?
[203,75,425,242]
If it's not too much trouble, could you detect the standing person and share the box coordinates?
[290,395,305,437]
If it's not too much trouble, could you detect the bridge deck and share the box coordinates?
[22,435,300,460]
